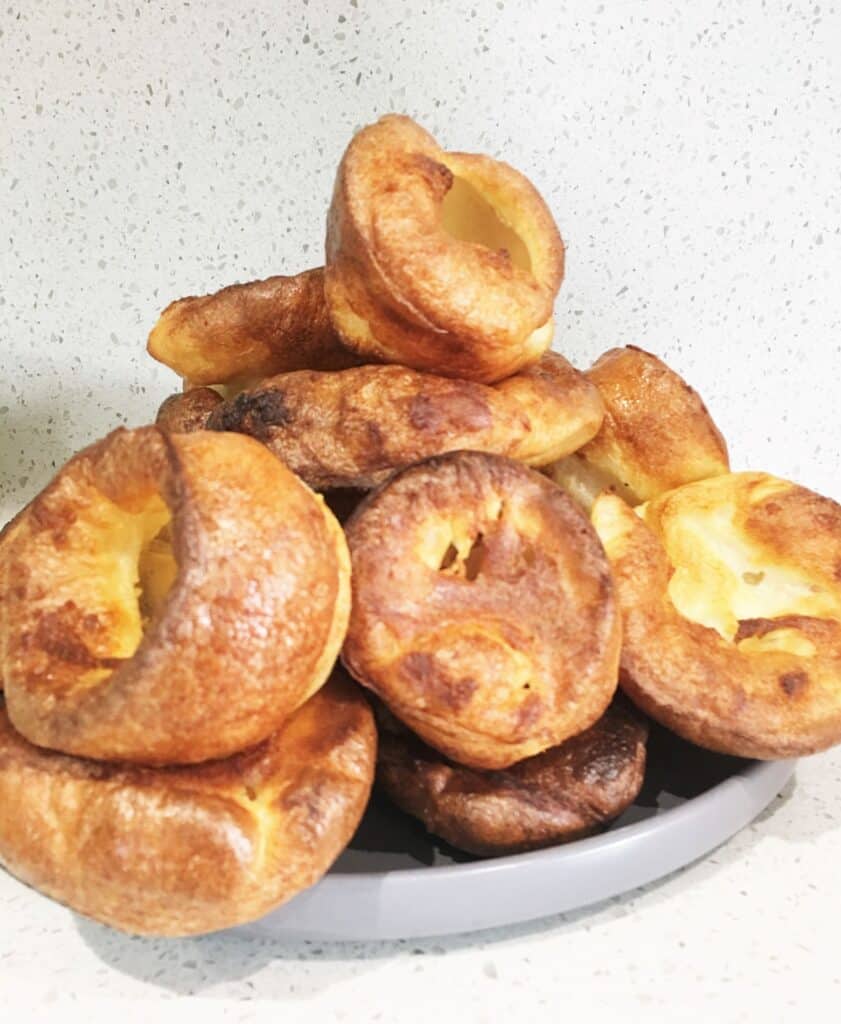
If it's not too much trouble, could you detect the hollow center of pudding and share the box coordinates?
[91,492,175,663]
[419,496,506,582]
[137,520,178,626]
[645,501,841,653]
[440,176,532,273]
[438,532,487,581]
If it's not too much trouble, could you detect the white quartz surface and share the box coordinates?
[1,1,840,1019]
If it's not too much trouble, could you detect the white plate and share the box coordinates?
[239,725,795,941]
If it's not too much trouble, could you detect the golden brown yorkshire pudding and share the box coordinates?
[147,267,360,388]
[547,346,729,510]
[325,114,565,384]
[155,386,224,433]
[0,426,350,764]
[206,351,603,491]
[0,673,375,937]
[592,473,841,759]
[342,451,621,770]
[377,700,647,856]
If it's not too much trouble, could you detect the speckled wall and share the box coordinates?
[1,0,838,526]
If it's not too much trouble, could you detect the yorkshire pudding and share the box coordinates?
[147,267,360,389]
[325,114,565,384]
[207,351,604,491]
[592,473,841,758]
[0,426,350,764]
[547,346,729,509]
[0,673,375,937]
[343,451,621,770]
[156,386,224,433]
[377,700,647,856]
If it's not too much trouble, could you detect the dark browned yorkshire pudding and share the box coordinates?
[325,114,565,384]
[546,346,729,509]
[377,700,648,856]
[592,473,841,759]
[146,267,361,389]
[0,426,350,764]
[0,673,375,937]
[343,451,621,770]
[206,351,604,491]
[155,386,224,433]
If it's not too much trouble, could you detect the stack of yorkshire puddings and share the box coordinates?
[2,114,841,938]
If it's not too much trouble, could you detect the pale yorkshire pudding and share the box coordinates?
[206,351,604,491]
[0,426,350,764]
[0,673,375,937]
[156,386,224,433]
[342,451,621,770]
[147,267,360,389]
[325,114,565,384]
[547,346,729,510]
[377,700,647,856]
[591,473,841,758]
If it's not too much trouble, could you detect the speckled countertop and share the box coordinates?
[2,1,840,1019]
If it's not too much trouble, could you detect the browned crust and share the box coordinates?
[206,351,604,491]
[155,387,224,433]
[0,506,30,695]
[377,700,647,856]
[325,114,564,383]
[146,267,361,387]
[0,426,351,764]
[342,451,621,770]
[592,478,841,759]
[568,346,729,504]
[0,673,375,936]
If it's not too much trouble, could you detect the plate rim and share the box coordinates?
[324,755,795,883]
[242,756,796,940]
